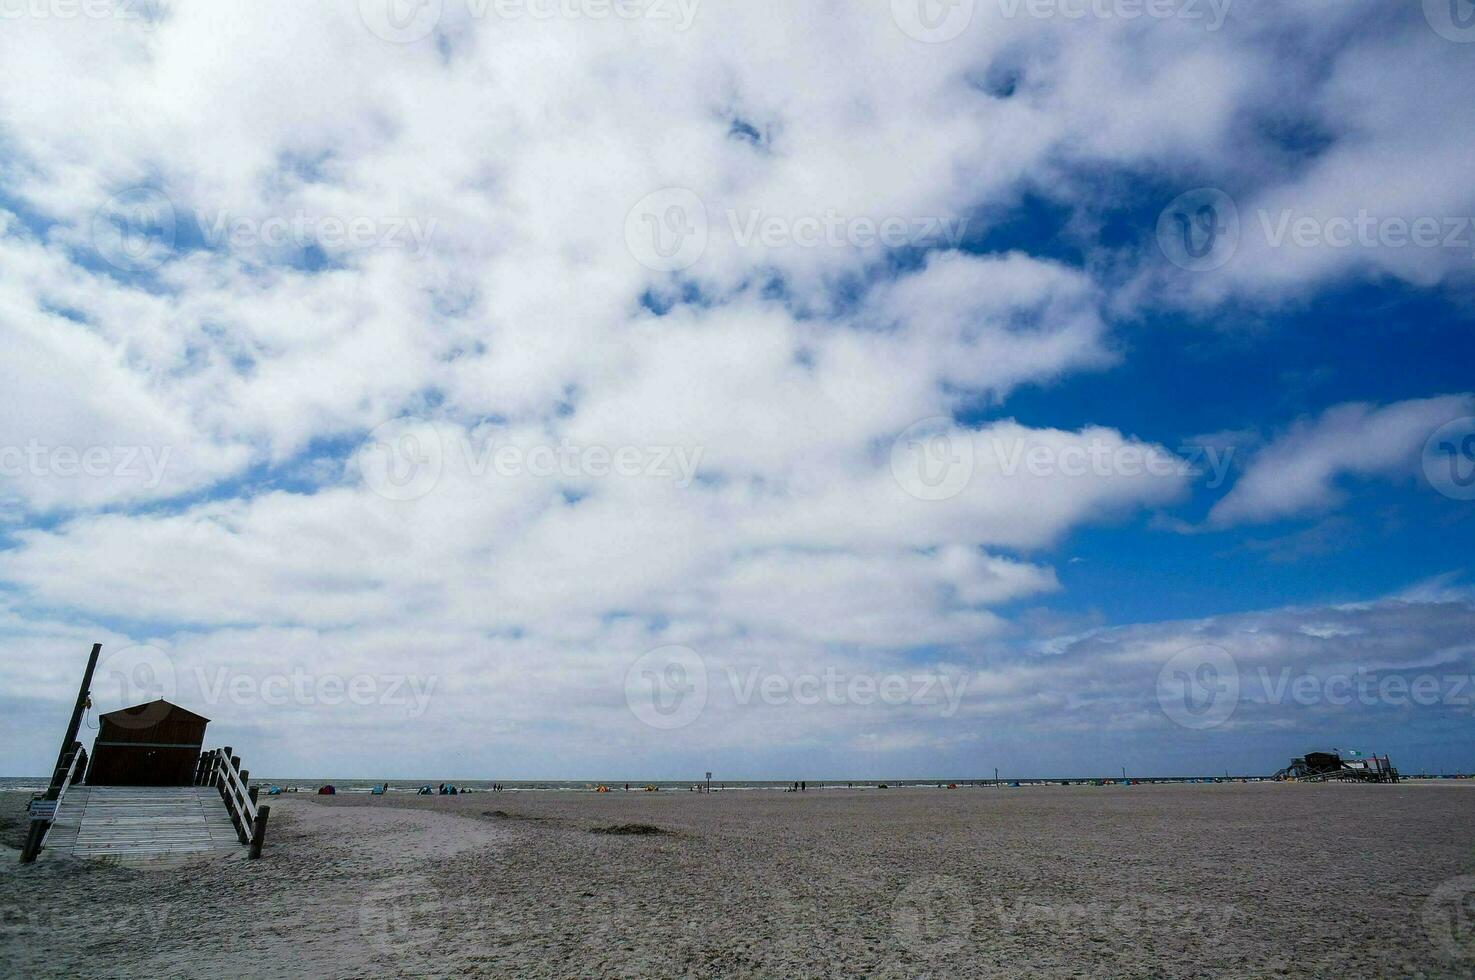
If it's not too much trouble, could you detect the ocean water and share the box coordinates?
[0,776,1008,795]
[6,774,1462,795]
[241,778,975,794]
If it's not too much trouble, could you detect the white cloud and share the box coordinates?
[1209,394,1474,526]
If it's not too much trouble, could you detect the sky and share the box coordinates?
[2,0,1474,780]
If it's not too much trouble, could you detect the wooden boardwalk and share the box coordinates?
[44,786,247,860]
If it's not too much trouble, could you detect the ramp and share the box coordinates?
[43,786,247,860]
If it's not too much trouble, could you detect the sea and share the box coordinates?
[0,776,1006,794]
[5,774,1463,794]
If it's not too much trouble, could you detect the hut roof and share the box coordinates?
[98,699,211,723]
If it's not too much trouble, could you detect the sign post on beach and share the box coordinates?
[706,772,712,794]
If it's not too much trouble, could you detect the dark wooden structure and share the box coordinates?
[85,700,209,787]
[1273,750,1400,783]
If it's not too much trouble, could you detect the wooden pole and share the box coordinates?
[249,805,271,859]
[19,820,48,864]
[46,643,101,801]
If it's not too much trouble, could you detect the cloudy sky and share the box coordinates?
[2,0,1474,780]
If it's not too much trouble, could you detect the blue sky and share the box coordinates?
[1,1,1474,780]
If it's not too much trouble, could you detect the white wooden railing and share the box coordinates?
[19,743,87,862]
[195,746,271,859]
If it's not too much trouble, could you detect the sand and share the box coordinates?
[2,782,1473,978]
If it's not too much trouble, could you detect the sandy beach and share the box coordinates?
[2,782,1473,978]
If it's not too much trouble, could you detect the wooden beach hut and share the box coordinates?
[85,700,210,787]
